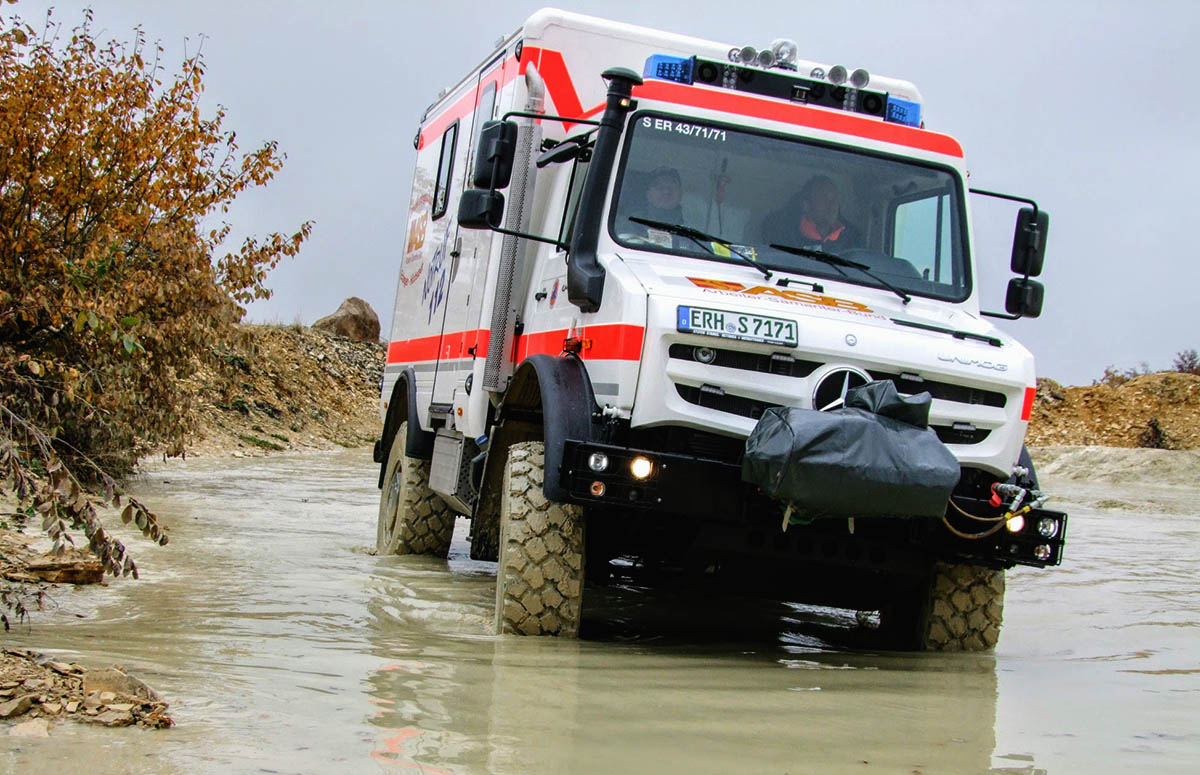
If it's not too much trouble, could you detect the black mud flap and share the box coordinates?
[741,381,960,518]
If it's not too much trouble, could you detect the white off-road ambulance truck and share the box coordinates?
[375,8,1066,650]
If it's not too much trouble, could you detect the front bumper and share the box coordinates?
[560,439,1067,569]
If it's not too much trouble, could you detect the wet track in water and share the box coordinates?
[3,446,1198,774]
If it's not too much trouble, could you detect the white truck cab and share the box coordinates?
[375,9,1065,649]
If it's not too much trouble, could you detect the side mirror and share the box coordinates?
[1005,277,1044,318]
[458,189,505,229]
[1011,207,1049,277]
[472,120,517,190]
[536,140,582,168]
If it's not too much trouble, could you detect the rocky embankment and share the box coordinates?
[1,649,171,737]
[185,323,386,457]
[1027,373,1200,450]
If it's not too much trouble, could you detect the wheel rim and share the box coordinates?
[382,467,402,541]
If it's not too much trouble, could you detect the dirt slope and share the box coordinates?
[183,324,385,458]
[1026,373,1200,450]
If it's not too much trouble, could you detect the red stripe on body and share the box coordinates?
[418,45,592,150]
[388,324,645,366]
[516,324,645,361]
[1020,386,1036,421]
[520,47,587,130]
[418,57,520,150]
[387,329,490,365]
[387,333,443,364]
[631,80,965,158]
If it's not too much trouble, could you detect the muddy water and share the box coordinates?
[3,446,1198,774]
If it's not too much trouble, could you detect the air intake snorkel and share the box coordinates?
[566,67,642,313]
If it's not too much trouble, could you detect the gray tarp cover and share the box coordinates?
[741,381,961,517]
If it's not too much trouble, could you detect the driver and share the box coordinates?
[795,174,853,246]
[642,166,685,223]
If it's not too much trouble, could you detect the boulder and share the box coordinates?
[312,297,380,342]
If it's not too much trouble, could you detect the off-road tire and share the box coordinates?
[377,422,454,557]
[469,489,500,561]
[495,441,585,637]
[908,561,1005,651]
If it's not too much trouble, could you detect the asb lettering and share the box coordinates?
[687,277,874,313]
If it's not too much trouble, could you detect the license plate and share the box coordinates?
[676,306,798,346]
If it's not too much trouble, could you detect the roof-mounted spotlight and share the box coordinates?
[770,38,799,70]
[755,49,775,68]
[828,65,848,85]
[850,68,870,88]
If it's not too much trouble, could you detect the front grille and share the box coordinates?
[675,384,773,421]
[668,344,821,378]
[871,370,1006,408]
[668,344,1006,409]
[933,425,991,445]
[629,426,746,464]
[676,383,992,445]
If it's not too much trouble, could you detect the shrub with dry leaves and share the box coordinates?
[0,0,311,603]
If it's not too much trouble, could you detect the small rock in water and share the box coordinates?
[8,718,50,738]
[106,703,135,713]
[98,692,116,704]
[64,701,80,713]
[42,702,62,715]
[0,695,34,718]
[84,668,161,701]
[89,709,135,727]
[82,693,102,710]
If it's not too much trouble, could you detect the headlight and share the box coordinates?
[1005,514,1026,533]
[1034,544,1052,562]
[587,452,609,473]
[630,456,654,480]
[1037,517,1059,538]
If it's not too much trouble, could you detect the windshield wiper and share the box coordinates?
[769,243,911,305]
[630,216,771,280]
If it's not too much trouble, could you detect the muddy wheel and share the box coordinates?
[495,441,585,637]
[469,489,500,561]
[377,422,454,557]
[884,562,1005,651]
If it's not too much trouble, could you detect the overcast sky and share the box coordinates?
[12,1,1199,385]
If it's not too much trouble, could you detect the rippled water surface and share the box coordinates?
[3,446,1197,774]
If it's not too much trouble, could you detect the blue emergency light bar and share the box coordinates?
[642,53,922,128]
[645,54,695,84]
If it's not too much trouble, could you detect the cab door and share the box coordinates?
[430,52,508,412]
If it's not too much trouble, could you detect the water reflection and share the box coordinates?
[364,540,1003,775]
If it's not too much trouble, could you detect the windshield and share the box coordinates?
[609,112,971,302]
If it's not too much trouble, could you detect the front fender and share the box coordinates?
[377,367,434,488]
[504,353,599,501]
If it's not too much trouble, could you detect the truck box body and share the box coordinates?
[375,8,1065,647]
